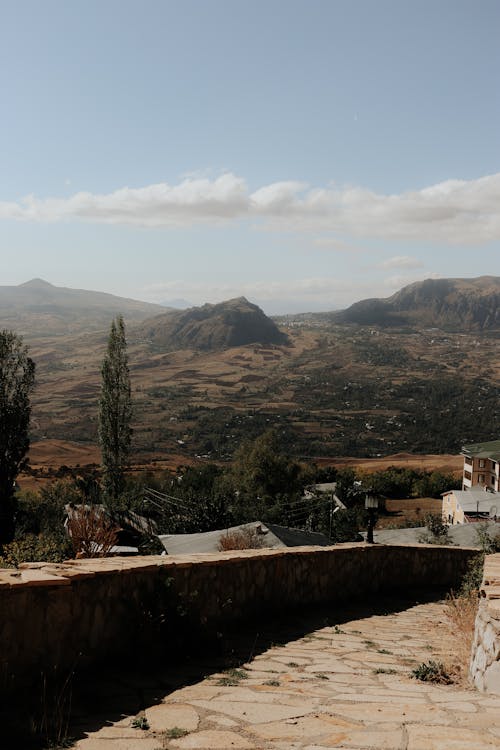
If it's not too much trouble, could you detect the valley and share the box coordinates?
[24,321,499,477]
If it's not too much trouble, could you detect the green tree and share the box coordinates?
[0,331,35,543]
[230,430,303,522]
[98,316,132,501]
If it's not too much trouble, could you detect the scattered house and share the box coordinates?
[462,440,500,492]
[437,439,500,525]
[303,481,346,509]
[158,521,332,555]
[442,487,499,525]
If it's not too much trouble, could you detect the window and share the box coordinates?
[479,459,485,469]
[464,471,472,481]
[479,474,485,484]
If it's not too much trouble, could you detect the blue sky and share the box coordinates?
[0,0,498,313]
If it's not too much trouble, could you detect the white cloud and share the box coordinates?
[1,172,499,244]
[378,255,424,270]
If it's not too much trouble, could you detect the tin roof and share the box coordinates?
[462,440,500,461]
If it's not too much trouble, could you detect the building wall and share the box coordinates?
[442,491,465,524]
[470,553,500,694]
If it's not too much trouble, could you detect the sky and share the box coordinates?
[0,0,499,314]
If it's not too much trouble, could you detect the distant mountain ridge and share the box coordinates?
[138,296,289,351]
[0,279,167,336]
[333,276,500,331]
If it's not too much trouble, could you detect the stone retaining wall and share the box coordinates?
[470,552,500,694]
[0,543,477,691]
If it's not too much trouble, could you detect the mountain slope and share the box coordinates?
[137,296,289,351]
[333,276,500,330]
[0,279,167,336]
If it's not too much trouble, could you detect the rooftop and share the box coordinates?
[462,439,500,461]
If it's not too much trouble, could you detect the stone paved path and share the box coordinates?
[73,601,500,750]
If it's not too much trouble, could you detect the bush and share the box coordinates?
[218,527,265,551]
[418,514,451,545]
[0,533,72,567]
[66,505,120,558]
[411,660,452,684]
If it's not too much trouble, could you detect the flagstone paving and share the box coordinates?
[73,601,500,749]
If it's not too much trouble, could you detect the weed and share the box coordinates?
[373,668,396,675]
[314,673,329,680]
[264,679,280,687]
[216,668,249,686]
[411,661,452,684]
[333,625,346,634]
[287,662,300,668]
[363,640,377,648]
[377,648,392,655]
[36,667,75,750]
[164,727,189,739]
[43,740,75,749]
[132,716,150,730]
[445,589,479,682]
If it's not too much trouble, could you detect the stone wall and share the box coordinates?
[470,553,500,694]
[0,543,477,691]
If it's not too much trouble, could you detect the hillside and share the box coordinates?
[137,296,289,351]
[333,276,500,330]
[0,279,167,336]
[1,275,497,473]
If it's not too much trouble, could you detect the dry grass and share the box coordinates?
[66,505,120,558]
[218,527,265,551]
[444,591,479,684]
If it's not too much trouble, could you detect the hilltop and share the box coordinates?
[0,279,167,336]
[332,276,500,331]
[137,296,289,351]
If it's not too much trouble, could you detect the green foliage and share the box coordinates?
[411,660,452,684]
[14,481,79,539]
[98,316,132,501]
[131,716,149,730]
[328,507,364,542]
[0,330,35,544]
[474,523,500,555]
[458,554,485,597]
[367,466,460,500]
[164,727,189,739]
[418,514,452,545]
[0,533,72,567]
[216,668,249,686]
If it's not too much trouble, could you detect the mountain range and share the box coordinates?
[332,276,500,331]
[0,278,166,336]
[0,275,498,346]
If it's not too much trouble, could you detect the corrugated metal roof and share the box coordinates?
[158,521,332,555]
[462,440,500,461]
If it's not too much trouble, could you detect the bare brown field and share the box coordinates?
[377,497,443,528]
[314,452,463,474]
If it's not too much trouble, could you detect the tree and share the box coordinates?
[98,316,132,501]
[0,331,35,543]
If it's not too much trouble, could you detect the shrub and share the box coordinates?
[66,505,119,558]
[418,514,451,545]
[411,660,452,684]
[218,526,266,551]
[0,533,72,567]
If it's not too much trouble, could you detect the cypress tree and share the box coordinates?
[0,330,35,543]
[98,316,132,501]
